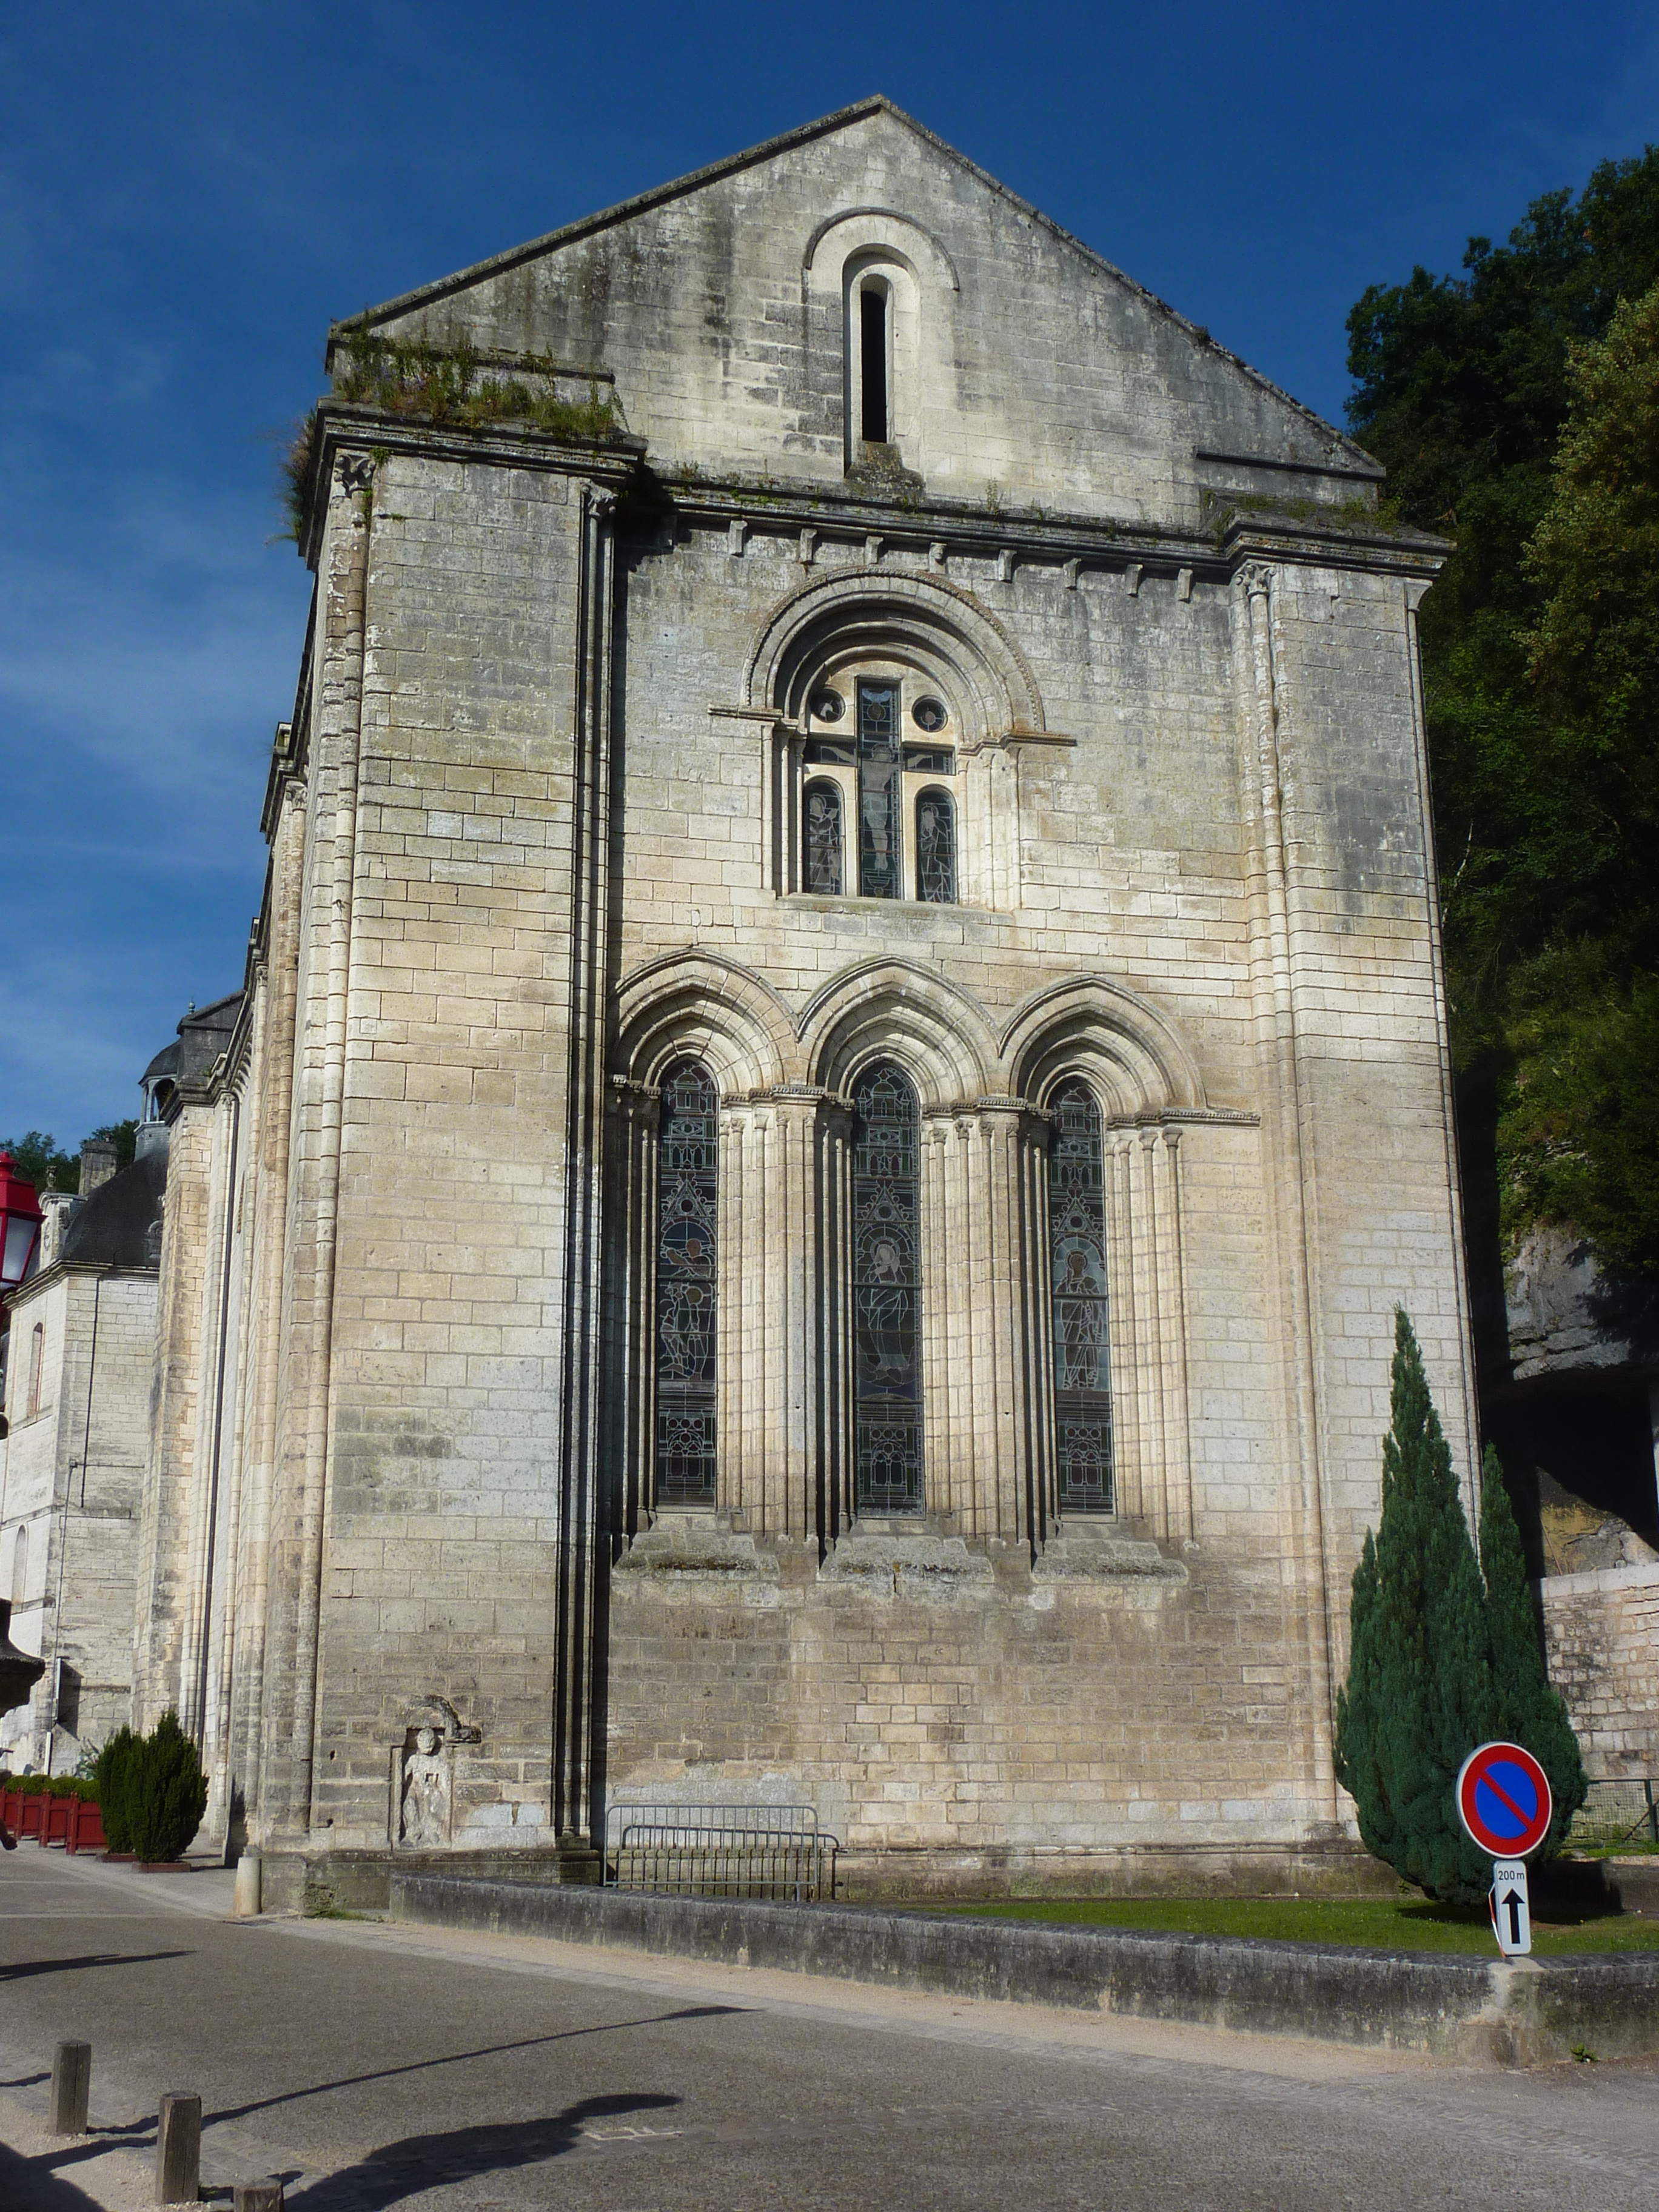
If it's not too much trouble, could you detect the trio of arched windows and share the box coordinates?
[802,678,957,904]
[650,1060,1116,1515]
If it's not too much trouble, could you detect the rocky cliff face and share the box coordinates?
[1506,1225,1659,1383]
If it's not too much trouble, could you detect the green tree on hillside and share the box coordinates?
[1497,283,1659,1267]
[1346,152,1659,1276]
[0,1121,139,1198]
[1,1132,78,1194]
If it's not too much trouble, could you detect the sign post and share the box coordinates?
[1454,1741,1553,1959]
[1489,1858,1532,1957]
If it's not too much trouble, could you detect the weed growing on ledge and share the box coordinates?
[335,330,623,444]
[276,335,625,545]
[278,407,323,542]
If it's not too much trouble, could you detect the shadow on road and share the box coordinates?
[206,2004,743,2128]
[0,2136,118,2212]
[283,2092,683,2211]
[0,1950,192,1984]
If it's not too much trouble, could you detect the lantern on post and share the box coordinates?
[0,1153,43,1293]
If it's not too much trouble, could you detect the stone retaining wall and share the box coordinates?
[1541,1562,1659,1778]
[389,1874,1659,2066]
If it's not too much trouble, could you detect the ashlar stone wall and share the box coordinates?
[2,1265,155,1769]
[129,102,1480,1883]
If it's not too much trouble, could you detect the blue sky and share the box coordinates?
[2,1,1656,1146]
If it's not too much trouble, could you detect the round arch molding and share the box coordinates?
[614,950,796,1096]
[742,568,1047,750]
[999,974,1208,1122]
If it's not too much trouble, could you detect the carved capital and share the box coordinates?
[1239,559,1274,601]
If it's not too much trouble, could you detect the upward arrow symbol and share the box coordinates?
[1503,1889,1524,1945]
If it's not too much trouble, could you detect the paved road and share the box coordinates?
[2,1848,1656,2211]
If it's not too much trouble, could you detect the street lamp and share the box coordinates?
[0,1152,43,1293]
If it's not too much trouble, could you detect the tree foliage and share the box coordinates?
[125,1712,207,1865]
[1336,1312,1495,1901]
[1,1132,78,1195]
[0,1121,139,1199]
[1346,151,1659,1273]
[1497,287,1659,1262]
[92,1725,141,1855]
[1335,1313,1589,1900]
[1478,1444,1588,1852]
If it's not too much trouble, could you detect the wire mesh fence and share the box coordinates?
[603,1801,837,1902]
[1566,1777,1658,1852]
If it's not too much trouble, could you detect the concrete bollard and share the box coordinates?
[155,2091,201,2205]
[232,1851,262,1919]
[232,2182,284,2212]
[49,2041,91,2135]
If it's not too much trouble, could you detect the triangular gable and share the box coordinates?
[331,99,1377,524]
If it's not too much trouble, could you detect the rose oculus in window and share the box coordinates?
[910,695,948,733]
[810,689,846,723]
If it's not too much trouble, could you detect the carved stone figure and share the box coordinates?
[398,1725,450,1847]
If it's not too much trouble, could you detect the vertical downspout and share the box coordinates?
[193,1096,240,1752]
[243,777,306,1826]
[47,1275,102,1773]
[1404,583,1481,1515]
[289,459,372,1837]
[1239,560,1338,1820]
[553,484,616,1849]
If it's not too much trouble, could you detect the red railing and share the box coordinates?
[0,1788,104,1849]
[66,1796,106,1852]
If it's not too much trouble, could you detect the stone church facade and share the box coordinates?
[130,99,1477,1895]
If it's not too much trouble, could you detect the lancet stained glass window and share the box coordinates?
[654,1060,719,1504]
[1048,1079,1113,1510]
[852,1062,923,1512]
[804,779,843,895]
[914,788,956,903]
[857,681,901,899]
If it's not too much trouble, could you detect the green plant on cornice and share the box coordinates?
[277,407,323,543]
[335,330,624,444]
[1207,490,1401,546]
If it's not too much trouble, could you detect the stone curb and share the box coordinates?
[389,1874,1659,2068]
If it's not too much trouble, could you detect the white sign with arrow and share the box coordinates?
[1489,1858,1532,1956]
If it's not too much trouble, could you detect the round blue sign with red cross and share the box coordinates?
[1455,1741,1553,1858]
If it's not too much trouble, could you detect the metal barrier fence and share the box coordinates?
[1567,1777,1658,1852]
[603,1801,837,1902]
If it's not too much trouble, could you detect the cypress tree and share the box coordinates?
[1479,1445,1589,1852]
[1335,1309,1495,1902]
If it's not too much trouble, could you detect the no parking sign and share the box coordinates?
[1455,1741,1553,1958]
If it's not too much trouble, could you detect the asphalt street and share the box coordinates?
[1,1847,1655,2211]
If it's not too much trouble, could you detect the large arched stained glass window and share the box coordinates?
[654,1061,719,1505]
[1048,1079,1113,1510]
[852,1062,923,1512]
[914,787,956,903]
[804,779,843,895]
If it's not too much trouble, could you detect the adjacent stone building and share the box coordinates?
[0,1139,165,1772]
[126,99,1482,1895]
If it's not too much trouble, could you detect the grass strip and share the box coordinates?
[936,1895,1659,1955]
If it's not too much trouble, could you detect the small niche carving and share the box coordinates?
[392,1697,480,1849]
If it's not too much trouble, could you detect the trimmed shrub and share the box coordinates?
[93,1726,141,1854]
[126,1713,207,1865]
